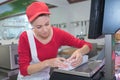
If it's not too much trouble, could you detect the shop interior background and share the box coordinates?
[0,0,104,46]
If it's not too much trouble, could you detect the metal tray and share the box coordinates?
[53,60,104,77]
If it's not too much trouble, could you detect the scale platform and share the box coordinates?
[50,60,105,80]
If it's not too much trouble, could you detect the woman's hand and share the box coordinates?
[45,57,68,68]
[67,50,83,67]
[67,45,90,67]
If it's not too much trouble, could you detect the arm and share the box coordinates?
[75,44,90,55]
[57,29,92,67]
[27,57,67,75]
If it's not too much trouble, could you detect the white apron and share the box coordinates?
[17,30,50,80]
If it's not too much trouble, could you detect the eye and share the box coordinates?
[45,23,49,26]
[36,25,42,29]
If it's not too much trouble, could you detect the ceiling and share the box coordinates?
[0,0,88,7]
[67,0,88,4]
[0,0,14,5]
[37,0,88,7]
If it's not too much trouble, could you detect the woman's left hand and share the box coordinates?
[67,50,83,67]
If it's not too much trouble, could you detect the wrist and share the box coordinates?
[77,49,84,56]
[80,52,83,56]
[44,60,49,67]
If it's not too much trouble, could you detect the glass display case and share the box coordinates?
[0,26,25,40]
[0,14,30,40]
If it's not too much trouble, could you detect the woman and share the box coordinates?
[17,1,92,80]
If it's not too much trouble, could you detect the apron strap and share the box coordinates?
[26,30,39,62]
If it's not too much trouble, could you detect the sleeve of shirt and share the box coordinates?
[18,31,31,76]
[57,29,92,50]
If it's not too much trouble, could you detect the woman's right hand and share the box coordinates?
[45,57,68,68]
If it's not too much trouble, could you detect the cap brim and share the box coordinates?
[29,12,50,22]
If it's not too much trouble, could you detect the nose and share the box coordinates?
[42,26,48,32]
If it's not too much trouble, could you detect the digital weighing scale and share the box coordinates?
[50,60,105,80]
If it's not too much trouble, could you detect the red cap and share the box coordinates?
[26,2,50,22]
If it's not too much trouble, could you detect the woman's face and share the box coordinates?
[32,15,51,39]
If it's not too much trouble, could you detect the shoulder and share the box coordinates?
[52,27,61,32]
[18,31,29,46]
[52,27,69,35]
[19,31,27,39]
[52,27,75,40]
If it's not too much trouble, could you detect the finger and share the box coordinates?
[68,54,80,63]
[67,55,76,61]
[74,55,80,61]
[71,58,82,67]
[57,61,68,68]
[56,58,68,66]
